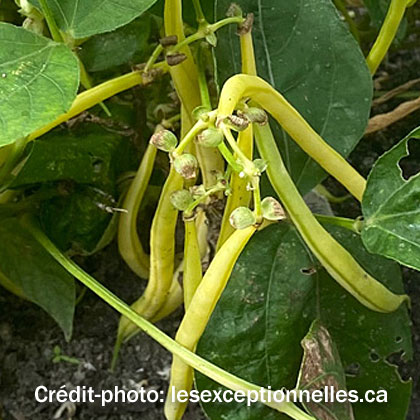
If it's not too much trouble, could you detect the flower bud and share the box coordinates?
[261,197,286,221]
[238,107,268,125]
[170,189,194,211]
[196,127,224,148]
[190,184,206,199]
[173,154,198,179]
[229,207,256,230]
[192,106,211,122]
[150,130,178,152]
[253,159,268,174]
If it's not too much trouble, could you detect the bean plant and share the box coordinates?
[0,0,419,419]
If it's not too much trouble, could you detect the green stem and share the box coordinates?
[172,119,209,157]
[192,0,207,25]
[171,17,244,54]
[28,65,167,142]
[197,45,212,109]
[23,216,314,420]
[144,44,164,72]
[78,58,112,117]
[314,214,361,234]
[366,0,408,74]
[38,0,63,42]
[184,184,227,216]
[217,142,243,172]
[0,137,28,189]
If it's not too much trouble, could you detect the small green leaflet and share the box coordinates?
[30,0,159,39]
[197,223,412,420]
[362,127,420,271]
[297,320,354,420]
[214,0,372,194]
[0,217,75,339]
[0,23,79,147]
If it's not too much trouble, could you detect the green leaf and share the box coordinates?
[30,0,159,39]
[197,223,412,420]
[79,17,151,72]
[0,23,79,147]
[214,0,372,194]
[362,127,420,271]
[297,320,354,420]
[40,185,114,253]
[0,217,75,339]
[11,124,133,190]
[11,124,136,253]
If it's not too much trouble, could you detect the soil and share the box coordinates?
[1,23,420,420]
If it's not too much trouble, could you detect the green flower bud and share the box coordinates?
[173,154,198,179]
[196,127,224,148]
[150,130,178,152]
[238,107,268,125]
[170,189,194,211]
[229,207,256,230]
[190,185,206,199]
[253,159,268,174]
[261,197,286,221]
[192,106,211,122]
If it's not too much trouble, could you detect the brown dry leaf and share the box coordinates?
[373,78,420,107]
[366,96,420,135]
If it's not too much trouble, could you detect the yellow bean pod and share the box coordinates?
[367,0,410,75]
[254,123,408,313]
[118,144,156,279]
[217,74,366,202]
[165,226,256,420]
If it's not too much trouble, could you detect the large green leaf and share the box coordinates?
[30,0,158,39]
[297,320,354,420]
[0,23,79,147]
[196,223,412,420]
[0,217,75,339]
[214,0,372,194]
[362,127,420,271]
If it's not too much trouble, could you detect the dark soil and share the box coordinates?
[0,244,206,420]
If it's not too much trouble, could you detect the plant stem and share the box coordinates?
[171,17,244,54]
[172,119,209,157]
[24,216,315,420]
[78,58,112,116]
[366,0,408,74]
[217,142,243,173]
[38,0,62,42]
[197,45,212,109]
[192,0,207,25]
[144,44,164,72]
[28,67,166,142]
[314,214,361,234]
